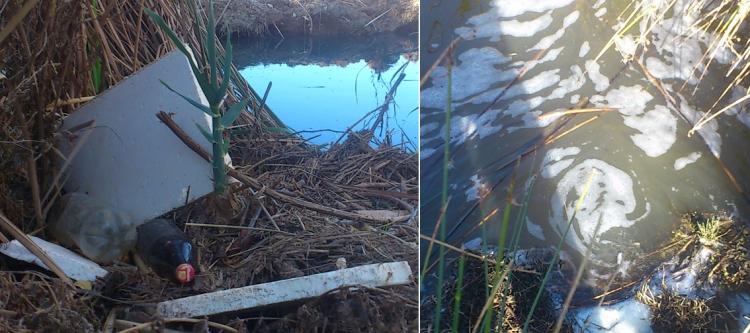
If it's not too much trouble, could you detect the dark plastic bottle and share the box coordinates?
[136,219,198,284]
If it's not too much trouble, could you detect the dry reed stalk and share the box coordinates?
[0,211,72,284]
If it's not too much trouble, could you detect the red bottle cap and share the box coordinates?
[175,263,196,284]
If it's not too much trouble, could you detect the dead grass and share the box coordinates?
[0,0,417,331]
[212,0,418,36]
[636,283,735,332]
[420,253,564,333]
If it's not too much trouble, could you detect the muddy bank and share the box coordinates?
[213,0,418,37]
[232,32,417,71]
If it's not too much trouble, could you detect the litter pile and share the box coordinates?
[0,0,417,331]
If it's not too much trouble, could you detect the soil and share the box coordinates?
[212,0,418,37]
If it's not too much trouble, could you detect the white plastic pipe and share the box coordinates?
[156,261,412,318]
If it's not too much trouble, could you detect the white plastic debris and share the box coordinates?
[49,192,138,264]
[0,235,108,281]
[156,261,412,317]
[57,49,230,224]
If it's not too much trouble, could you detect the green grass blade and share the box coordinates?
[433,51,453,333]
[451,254,467,332]
[218,32,233,96]
[90,57,102,93]
[160,79,212,115]
[522,170,597,332]
[206,0,217,90]
[258,81,272,114]
[144,7,210,99]
[221,98,248,127]
[195,123,214,143]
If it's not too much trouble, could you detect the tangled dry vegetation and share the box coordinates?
[0,0,417,331]
[420,254,562,333]
[212,0,418,36]
[631,212,750,332]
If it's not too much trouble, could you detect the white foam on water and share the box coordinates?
[579,41,591,57]
[622,105,677,157]
[420,147,437,160]
[613,35,637,59]
[570,298,653,333]
[542,159,576,179]
[585,60,610,92]
[550,159,640,254]
[603,85,653,116]
[674,152,702,170]
[513,46,565,68]
[450,115,478,145]
[420,122,439,137]
[678,98,722,157]
[550,65,586,99]
[466,69,561,105]
[529,11,580,51]
[421,47,515,109]
[488,0,575,18]
[571,94,581,104]
[526,217,546,241]
[465,174,488,201]
[593,0,606,8]
[455,11,554,42]
[594,7,607,18]
[650,7,706,84]
[644,57,672,80]
[541,147,580,178]
[726,86,750,130]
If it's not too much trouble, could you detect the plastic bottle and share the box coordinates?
[49,192,138,264]
[136,218,198,284]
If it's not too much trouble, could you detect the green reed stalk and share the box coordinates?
[522,170,597,332]
[451,254,467,332]
[145,0,248,195]
[433,50,453,333]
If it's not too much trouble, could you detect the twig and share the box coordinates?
[15,111,44,228]
[185,222,294,235]
[44,96,95,110]
[116,317,238,333]
[0,211,72,285]
[156,111,405,224]
[0,0,41,45]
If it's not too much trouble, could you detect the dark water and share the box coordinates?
[233,33,419,148]
[421,0,750,330]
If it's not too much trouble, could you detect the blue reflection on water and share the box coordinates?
[239,56,418,149]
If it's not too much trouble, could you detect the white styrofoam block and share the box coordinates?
[0,235,108,281]
[58,50,223,224]
[156,261,413,317]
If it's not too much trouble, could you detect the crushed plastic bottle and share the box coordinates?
[136,218,198,284]
[49,192,138,264]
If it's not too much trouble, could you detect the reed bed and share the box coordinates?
[0,0,417,331]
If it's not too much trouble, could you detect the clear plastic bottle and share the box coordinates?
[49,192,138,264]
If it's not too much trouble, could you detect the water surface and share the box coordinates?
[234,34,419,148]
[421,0,750,306]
